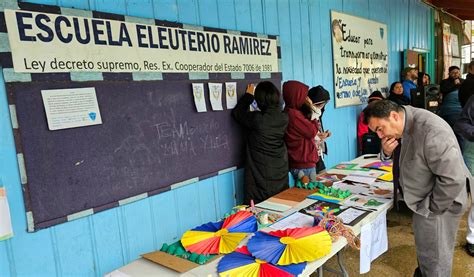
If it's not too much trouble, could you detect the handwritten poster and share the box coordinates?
[331,11,388,108]
[442,23,452,79]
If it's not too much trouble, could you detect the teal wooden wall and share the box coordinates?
[0,0,433,275]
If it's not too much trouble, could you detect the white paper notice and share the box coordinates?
[41,87,102,131]
[0,187,13,241]
[225,82,237,109]
[208,83,223,111]
[270,212,314,230]
[360,210,388,274]
[337,207,366,225]
[343,174,377,185]
[192,83,207,112]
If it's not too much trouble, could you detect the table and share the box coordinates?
[106,155,393,277]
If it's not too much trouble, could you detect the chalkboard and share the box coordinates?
[8,73,282,230]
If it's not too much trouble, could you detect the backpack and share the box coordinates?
[361,131,381,154]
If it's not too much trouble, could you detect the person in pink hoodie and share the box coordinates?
[282,80,319,182]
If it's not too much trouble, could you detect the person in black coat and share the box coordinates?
[459,61,474,108]
[440,65,464,97]
[232,81,289,204]
[387,81,411,105]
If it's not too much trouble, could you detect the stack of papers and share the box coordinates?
[343,171,382,185]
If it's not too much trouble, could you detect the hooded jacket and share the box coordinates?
[283,81,319,169]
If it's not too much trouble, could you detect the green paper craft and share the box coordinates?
[158,241,217,265]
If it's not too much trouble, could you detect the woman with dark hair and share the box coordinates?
[387,81,410,105]
[307,85,331,173]
[232,81,289,204]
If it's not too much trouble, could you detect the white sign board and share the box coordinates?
[331,11,388,108]
[4,9,279,73]
[41,87,102,130]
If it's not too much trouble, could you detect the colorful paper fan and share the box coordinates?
[181,211,257,254]
[247,226,332,265]
[217,246,306,277]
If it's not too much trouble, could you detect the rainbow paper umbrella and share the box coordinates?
[181,211,257,254]
[247,226,331,265]
[217,246,306,277]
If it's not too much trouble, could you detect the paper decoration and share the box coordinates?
[333,163,358,170]
[332,181,371,195]
[217,246,306,277]
[361,161,392,171]
[0,187,13,241]
[181,211,257,254]
[247,226,331,265]
[377,172,393,182]
[208,83,224,111]
[342,194,390,210]
[225,82,237,109]
[192,83,207,112]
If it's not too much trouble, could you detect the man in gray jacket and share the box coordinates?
[363,100,471,277]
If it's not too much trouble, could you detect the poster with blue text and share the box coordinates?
[331,11,388,108]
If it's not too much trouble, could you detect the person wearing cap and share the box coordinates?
[401,67,418,100]
[283,81,319,182]
[357,91,384,153]
[307,86,331,173]
[440,65,464,97]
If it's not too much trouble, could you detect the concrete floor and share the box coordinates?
[319,204,474,277]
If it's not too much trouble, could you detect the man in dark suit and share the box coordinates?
[363,100,471,277]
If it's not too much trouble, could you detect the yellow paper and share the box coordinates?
[219,262,260,277]
[181,230,215,246]
[378,172,393,182]
[219,232,248,253]
[277,231,332,265]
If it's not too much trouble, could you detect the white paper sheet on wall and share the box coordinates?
[208,83,223,111]
[192,83,207,112]
[0,187,13,241]
[225,82,237,109]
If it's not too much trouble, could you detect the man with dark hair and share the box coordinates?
[459,61,474,108]
[440,65,464,97]
[363,100,471,276]
[401,67,418,100]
